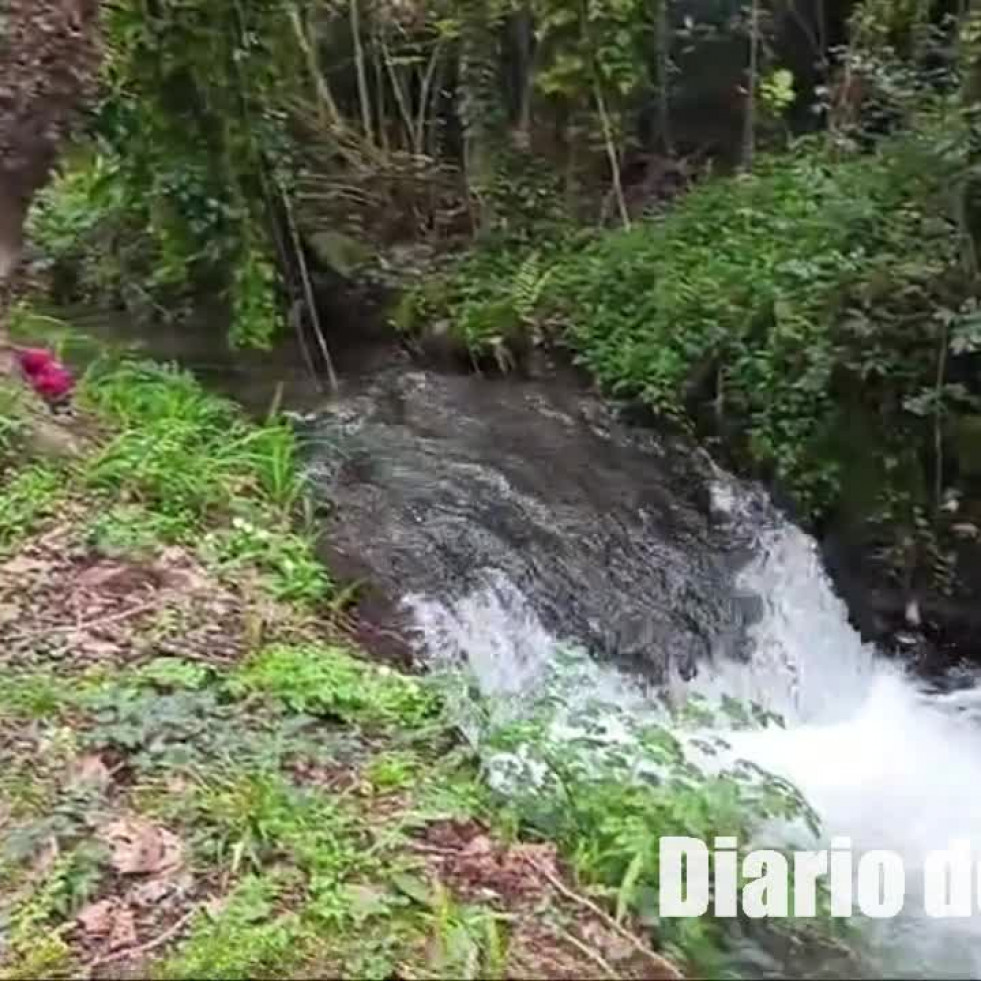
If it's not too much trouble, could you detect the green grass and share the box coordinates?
[0,383,31,464]
[0,671,75,722]
[0,339,857,979]
[75,358,332,604]
[83,502,188,559]
[199,508,331,604]
[0,465,66,551]
[159,876,309,980]
[0,346,507,981]
[81,361,304,524]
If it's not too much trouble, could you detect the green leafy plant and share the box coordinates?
[432,644,856,977]
[200,511,330,604]
[230,644,438,729]
[0,383,31,465]
[230,247,284,350]
[425,885,510,981]
[419,133,968,528]
[84,503,188,558]
[365,750,423,792]
[0,672,75,723]
[81,361,322,553]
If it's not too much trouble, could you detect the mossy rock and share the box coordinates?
[307,231,371,279]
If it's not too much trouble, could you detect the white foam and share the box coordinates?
[405,498,981,977]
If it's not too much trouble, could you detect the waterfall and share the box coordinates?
[711,497,981,977]
[405,478,981,978]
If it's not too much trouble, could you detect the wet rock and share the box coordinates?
[303,367,753,681]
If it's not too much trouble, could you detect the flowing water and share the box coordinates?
[692,491,981,977]
[298,366,981,977]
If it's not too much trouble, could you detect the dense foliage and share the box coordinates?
[25,0,839,340]
[17,0,981,658]
[27,0,299,344]
[459,649,859,975]
[418,134,974,514]
[11,0,981,974]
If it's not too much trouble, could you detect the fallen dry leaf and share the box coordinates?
[512,841,559,872]
[77,898,138,950]
[108,906,138,950]
[580,919,637,963]
[463,834,494,856]
[0,602,21,624]
[77,898,116,935]
[78,561,162,596]
[0,556,52,577]
[78,638,126,660]
[68,753,112,790]
[101,817,184,877]
[128,877,175,909]
[157,563,209,595]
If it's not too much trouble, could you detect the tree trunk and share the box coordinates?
[0,0,101,289]
[654,0,674,154]
[593,77,630,229]
[956,2,981,282]
[459,0,502,233]
[742,0,760,170]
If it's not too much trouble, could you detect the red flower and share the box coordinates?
[14,347,76,409]
[31,365,75,403]
[17,348,56,377]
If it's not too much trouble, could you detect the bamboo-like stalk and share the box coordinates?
[373,23,391,153]
[280,183,339,394]
[654,0,674,154]
[933,318,949,523]
[287,3,344,130]
[513,1,536,149]
[380,26,416,151]
[593,77,630,229]
[350,0,375,145]
[414,41,443,156]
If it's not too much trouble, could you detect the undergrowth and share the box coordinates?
[0,464,67,552]
[458,648,860,977]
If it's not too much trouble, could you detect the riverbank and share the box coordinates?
[391,139,981,669]
[0,341,692,980]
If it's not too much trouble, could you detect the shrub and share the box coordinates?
[418,137,968,520]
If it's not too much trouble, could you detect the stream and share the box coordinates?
[300,366,981,979]
[76,318,981,976]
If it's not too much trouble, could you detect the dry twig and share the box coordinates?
[526,857,683,980]
[3,599,158,644]
[82,907,199,977]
